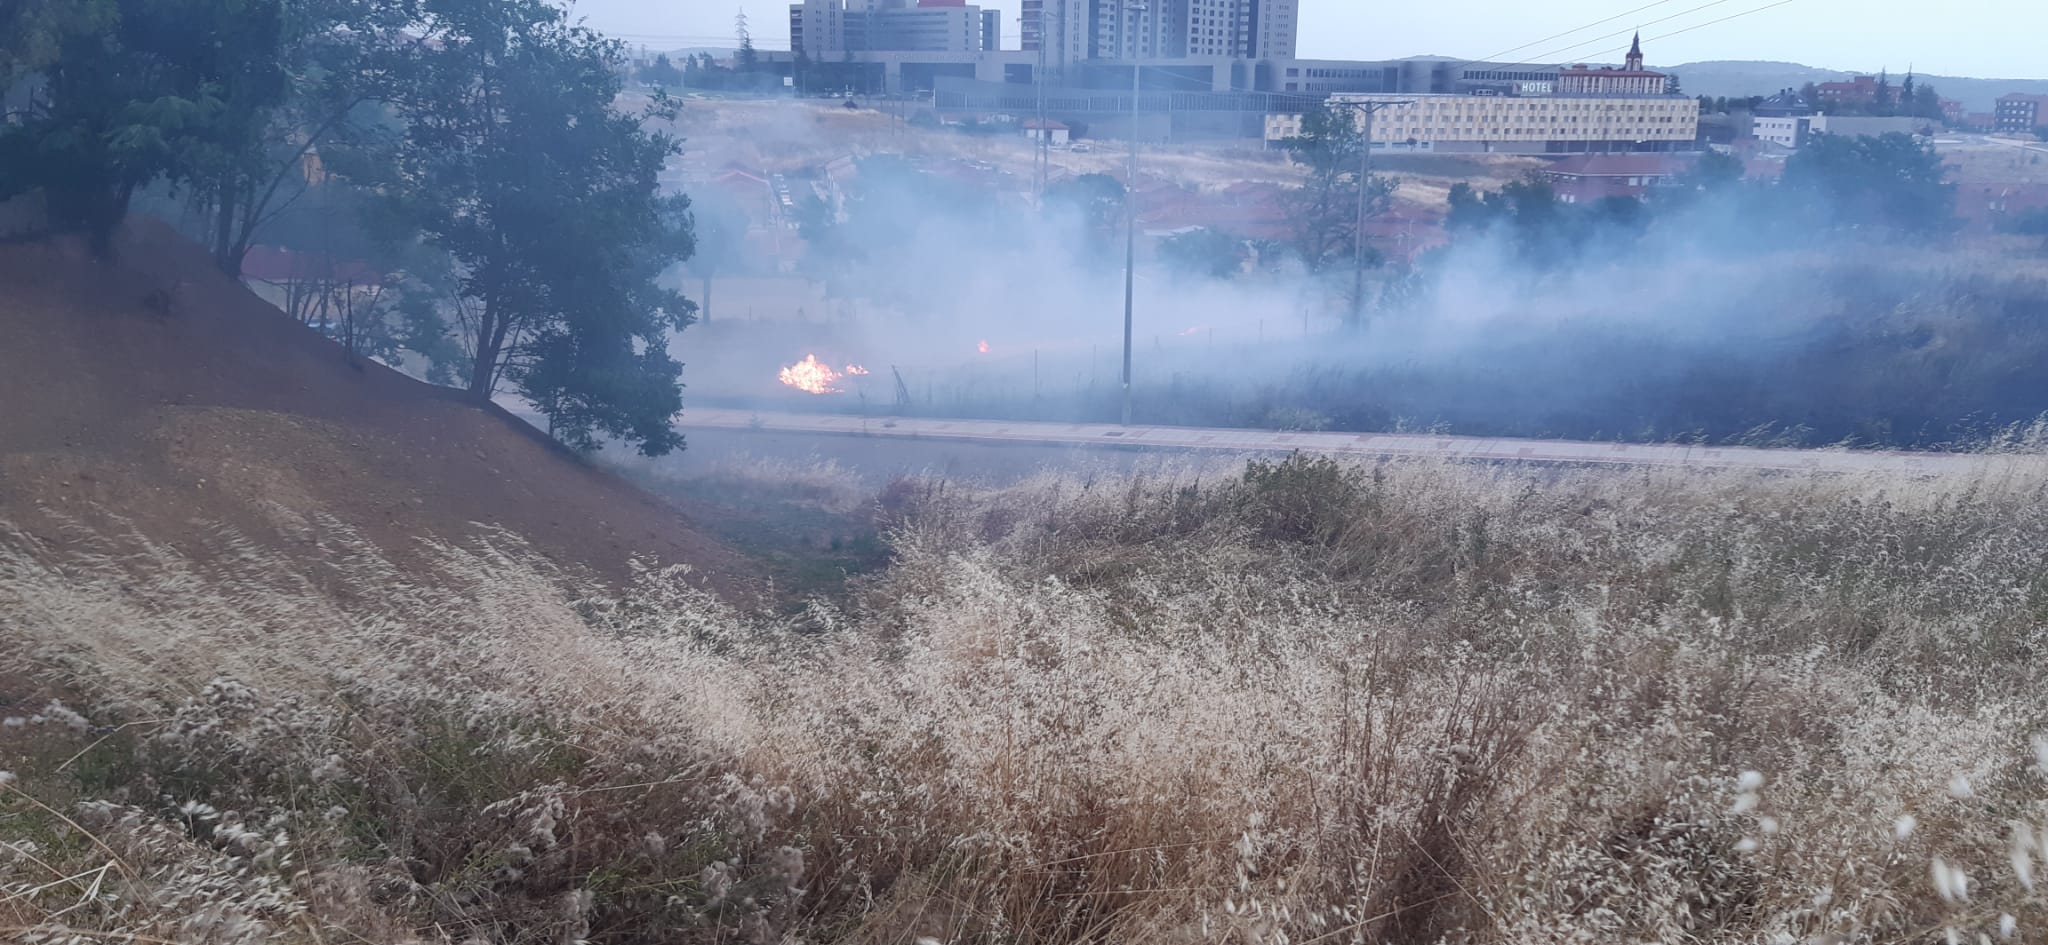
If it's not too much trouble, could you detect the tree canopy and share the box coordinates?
[0,0,705,455]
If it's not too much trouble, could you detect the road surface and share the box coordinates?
[675,408,2018,476]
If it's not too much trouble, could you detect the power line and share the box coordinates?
[1519,0,1804,71]
[1465,0,1686,66]
[1512,0,1748,67]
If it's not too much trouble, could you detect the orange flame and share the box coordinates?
[977,340,990,354]
[779,355,844,394]
[846,364,871,376]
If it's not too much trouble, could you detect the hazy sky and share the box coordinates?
[591,0,2047,79]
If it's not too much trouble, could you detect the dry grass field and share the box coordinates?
[7,452,2048,944]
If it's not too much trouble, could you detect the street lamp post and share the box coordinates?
[1120,0,1146,426]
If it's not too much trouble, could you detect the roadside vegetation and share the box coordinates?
[8,454,2048,943]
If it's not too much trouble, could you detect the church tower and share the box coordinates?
[1625,32,1644,72]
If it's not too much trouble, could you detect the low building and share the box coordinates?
[1022,117,1070,145]
[1267,89,1699,154]
[1751,114,1932,150]
[1995,93,2048,134]
[1542,153,1694,203]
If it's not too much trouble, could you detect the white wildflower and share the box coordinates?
[0,770,15,788]
[1759,816,1780,834]
[1734,838,1759,853]
[915,938,944,945]
[1933,858,1970,902]
[2012,823,2037,891]
[1949,774,1974,800]
[1731,792,1759,815]
[2000,914,2017,938]
[1,717,23,728]
[1736,770,1765,792]
[1896,814,1919,841]
[2033,734,2048,776]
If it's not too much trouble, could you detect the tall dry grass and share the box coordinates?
[5,455,2048,944]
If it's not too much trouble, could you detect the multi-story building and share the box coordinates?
[1555,34,1668,95]
[1266,90,1699,154]
[789,0,1000,56]
[1264,41,1696,155]
[1995,94,2048,134]
[1020,0,1295,63]
[1815,75,1879,106]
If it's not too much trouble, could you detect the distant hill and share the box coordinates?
[1665,60,2048,112]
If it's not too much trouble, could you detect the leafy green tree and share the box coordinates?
[1159,228,1244,278]
[1781,132,1953,233]
[0,0,282,256]
[1670,149,1744,198]
[1282,101,1393,271]
[1044,171,1125,261]
[1,0,114,85]
[683,186,749,322]
[642,53,681,87]
[367,0,696,454]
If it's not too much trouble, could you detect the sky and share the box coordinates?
[589,0,2048,80]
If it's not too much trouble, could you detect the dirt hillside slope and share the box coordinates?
[0,218,755,598]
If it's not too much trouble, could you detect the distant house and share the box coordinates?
[1815,76,1879,106]
[1995,93,2048,134]
[1022,118,1069,146]
[1751,88,1814,118]
[1542,153,1694,203]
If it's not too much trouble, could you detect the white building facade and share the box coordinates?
[1267,91,1700,154]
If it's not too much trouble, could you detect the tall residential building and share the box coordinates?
[790,0,999,56]
[1098,0,1295,59]
[1023,0,1296,64]
[1022,0,1093,71]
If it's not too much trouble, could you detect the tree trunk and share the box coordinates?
[212,177,239,277]
[469,305,506,402]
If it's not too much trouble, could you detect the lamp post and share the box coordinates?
[1336,99,1409,329]
[1119,0,1146,425]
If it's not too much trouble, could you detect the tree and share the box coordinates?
[1672,149,1744,197]
[1281,100,1392,271]
[0,0,280,257]
[368,0,697,454]
[683,185,749,322]
[642,53,681,88]
[1044,172,1125,261]
[1159,228,1244,278]
[1666,72,1682,96]
[1782,132,1953,233]
[1912,83,1944,122]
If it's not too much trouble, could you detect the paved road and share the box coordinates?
[676,408,2018,476]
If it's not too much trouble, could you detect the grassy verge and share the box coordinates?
[5,454,2048,943]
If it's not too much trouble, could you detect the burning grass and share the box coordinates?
[5,456,2048,943]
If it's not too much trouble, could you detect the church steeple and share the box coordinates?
[1625,32,1644,71]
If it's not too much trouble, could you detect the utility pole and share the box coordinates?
[1121,0,1147,426]
[1337,99,1409,329]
